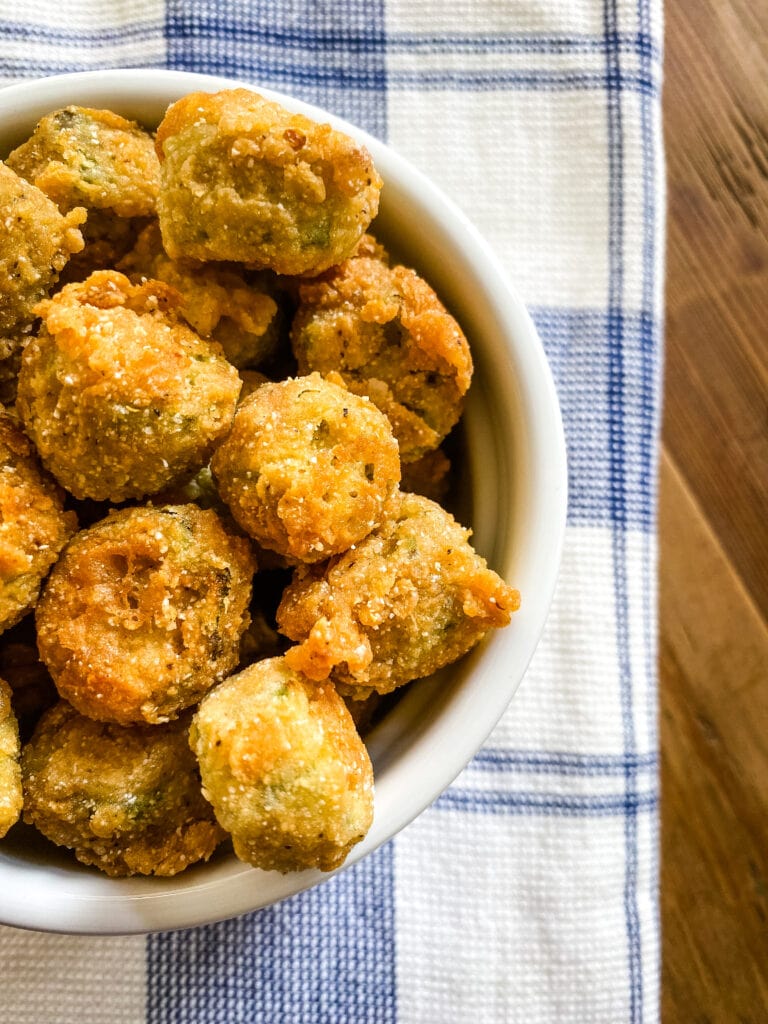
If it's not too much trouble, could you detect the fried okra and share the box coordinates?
[6,106,160,218]
[212,372,400,563]
[35,504,256,725]
[22,702,224,876]
[0,161,85,336]
[17,270,242,502]
[190,657,374,873]
[0,678,23,838]
[0,411,77,634]
[291,237,473,461]
[154,89,382,275]
[277,492,520,699]
[119,221,280,369]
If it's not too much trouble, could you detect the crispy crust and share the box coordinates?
[277,492,520,698]
[190,656,374,872]
[22,702,224,876]
[119,221,280,369]
[291,236,473,461]
[35,504,256,725]
[0,411,78,634]
[6,106,160,217]
[0,161,85,335]
[212,372,401,563]
[17,270,242,502]
[155,89,382,275]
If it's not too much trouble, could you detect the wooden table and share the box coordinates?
[661,0,768,1017]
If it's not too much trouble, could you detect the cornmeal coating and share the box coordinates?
[190,656,374,873]
[212,372,401,563]
[0,678,23,838]
[6,106,160,218]
[155,89,382,275]
[17,270,242,502]
[0,411,77,635]
[22,702,224,876]
[120,221,280,369]
[0,162,85,336]
[35,504,256,725]
[277,493,520,699]
[291,237,473,461]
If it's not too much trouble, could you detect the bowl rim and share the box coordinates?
[0,68,568,934]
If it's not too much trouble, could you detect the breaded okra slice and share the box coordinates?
[0,161,85,336]
[154,89,382,275]
[212,372,401,563]
[291,235,473,462]
[190,656,374,873]
[36,504,256,725]
[17,270,242,502]
[22,702,224,876]
[277,492,520,699]
[0,410,77,635]
[6,105,160,218]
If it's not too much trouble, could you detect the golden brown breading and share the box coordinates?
[17,270,242,502]
[291,237,473,461]
[190,656,374,873]
[0,678,23,838]
[22,702,224,876]
[0,410,77,634]
[277,492,520,699]
[119,221,280,369]
[6,106,160,218]
[36,504,256,725]
[211,372,401,563]
[155,89,382,275]
[0,161,85,336]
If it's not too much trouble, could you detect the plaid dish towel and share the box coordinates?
[0,1,663,1022]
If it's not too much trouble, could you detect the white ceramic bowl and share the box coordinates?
[0,69,567,934]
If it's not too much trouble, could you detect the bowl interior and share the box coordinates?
[0,69,567,933]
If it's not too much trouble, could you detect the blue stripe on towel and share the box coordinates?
[164,0,388,138]
[531,307,657,532]
[147,843,397,1024]
[435,788,657,817]
[602,4,644,1019]
[472,748,657,778]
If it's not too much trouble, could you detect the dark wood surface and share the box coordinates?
[661,0,768,1018]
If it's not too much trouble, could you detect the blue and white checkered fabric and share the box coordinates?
[0,2,663,1021]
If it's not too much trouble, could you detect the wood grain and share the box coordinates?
[663,0,768,616]
[660,452,768,1020]
[661,0,768,1018]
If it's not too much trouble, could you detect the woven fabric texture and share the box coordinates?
[0,2,663,1021]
